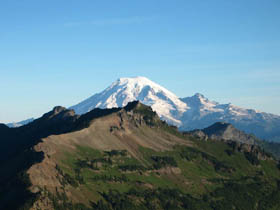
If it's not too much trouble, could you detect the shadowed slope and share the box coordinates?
[1,101,280,210]
[0,101,190,209]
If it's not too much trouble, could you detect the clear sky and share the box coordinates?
[0,0,280,123]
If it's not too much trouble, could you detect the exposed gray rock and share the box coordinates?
[189,129,208,141]
[203,122,257,144]
[187,122,258,145]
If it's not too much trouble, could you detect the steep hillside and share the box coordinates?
[1,102,280,210]
[0,102,189,209]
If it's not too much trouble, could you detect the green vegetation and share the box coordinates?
[4,101,280,209]
[46,178,280,210]
[151,155,178,169]
[104,150,127,157]
[260,141,280,160]
[179,146,235,173]
[118,164,146,171]
[48,138,280,210]
[244,152,260,165]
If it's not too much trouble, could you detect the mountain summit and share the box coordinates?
[180,94,280,141]
[70,76,280,141]
[70,76,188,126]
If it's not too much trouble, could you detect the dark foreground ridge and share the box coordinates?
[0,101,160,209]
[0,101,280,210]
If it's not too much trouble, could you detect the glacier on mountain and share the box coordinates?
[70,76,280,141]
[70,76,188,126]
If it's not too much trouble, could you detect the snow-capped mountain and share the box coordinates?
[70,77,280,141]
[180,94,280,141]
[70,76,188,126]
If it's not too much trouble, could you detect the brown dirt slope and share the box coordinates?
[27,105,192,209]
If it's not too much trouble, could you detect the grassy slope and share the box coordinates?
[24,105,280,210]
[50,130,280,210]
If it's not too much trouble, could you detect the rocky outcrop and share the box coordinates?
[186,122,273,161]
[187,122,258,145]
[227,141,272,161]
[188,129,208,141]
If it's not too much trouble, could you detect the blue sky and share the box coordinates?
[0,0,280,123]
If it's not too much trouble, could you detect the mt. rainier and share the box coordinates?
[72,76,280,141]
[70,77,188,126]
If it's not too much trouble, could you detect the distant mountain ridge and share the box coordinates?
[6,118,34,128]
[180,93,280,141]
[186,122,258,145]
[70,77,280,142]
[5,77,280,141]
